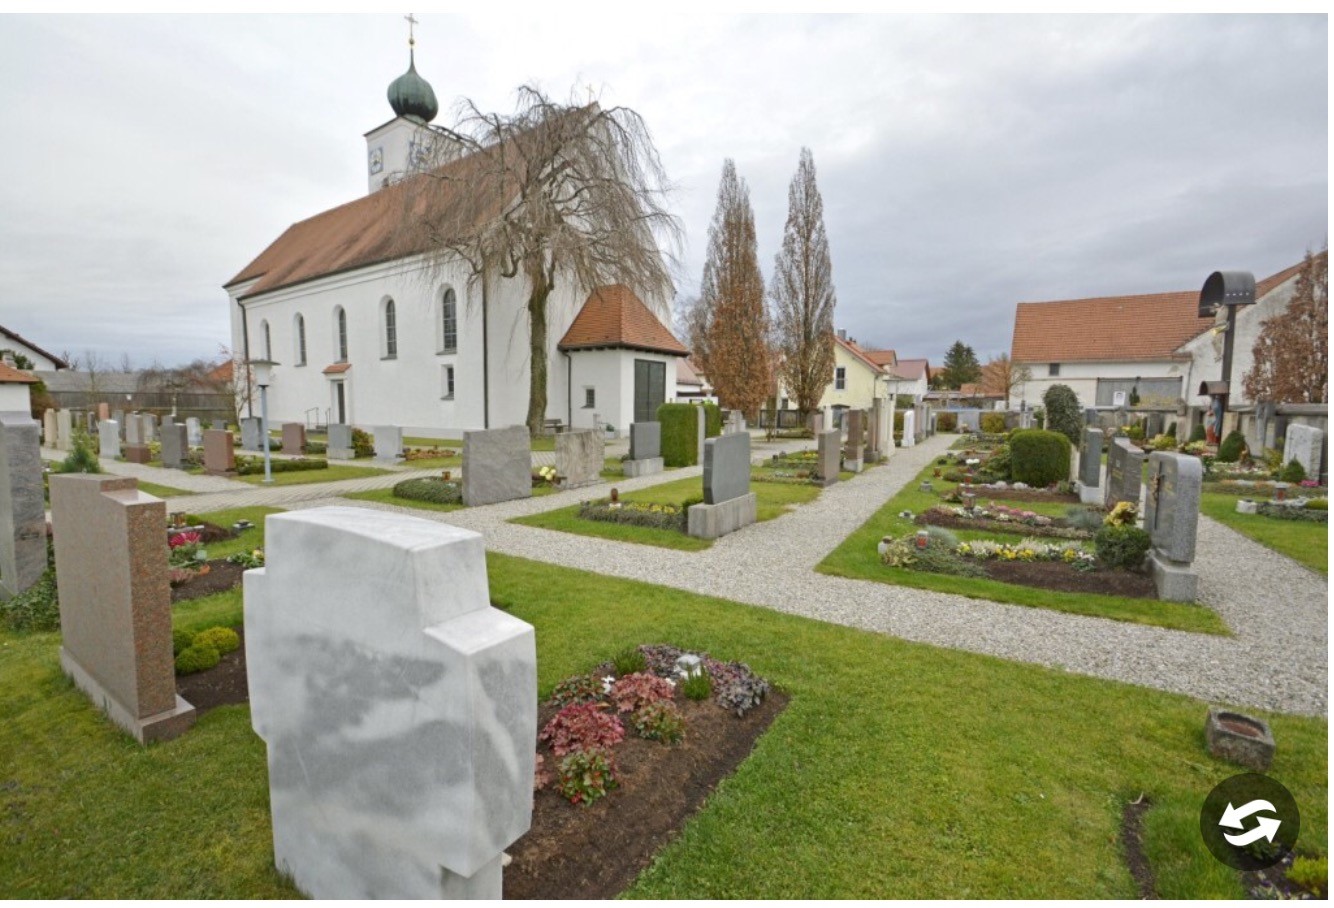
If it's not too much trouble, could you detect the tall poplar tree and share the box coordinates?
[1243,248,1328,404]
[771,148,836,416]
[692,159,772,416]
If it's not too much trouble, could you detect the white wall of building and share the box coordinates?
[0,337,61,371]
[1014,359,1189,410]
[0,383,31,413]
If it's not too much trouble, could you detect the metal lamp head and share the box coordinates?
[247,358,279,387]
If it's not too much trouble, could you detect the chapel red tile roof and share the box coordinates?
[1011,259,1308,365]
[863,348,897,367]
[558,285,688,356]
[676,357,703,387]
[0,363,38,384]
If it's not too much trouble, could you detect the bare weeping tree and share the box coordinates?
[395,85,681,434]
[771,148,836,418]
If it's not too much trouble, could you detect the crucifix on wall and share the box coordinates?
[1197,270,1256,444]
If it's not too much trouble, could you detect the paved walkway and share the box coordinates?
[103,432,1327,716]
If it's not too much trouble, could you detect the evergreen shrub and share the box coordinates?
[1008,429,1072,487]
[1042,384,1083,444]
[657,403,699,467]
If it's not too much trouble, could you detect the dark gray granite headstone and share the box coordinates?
[160,423,188,469]
[816,429,840,485]
[463,425,532,507]
[1144,412,1164,438]
[1104,437,1145,509]
[703,431,751,505]
[1078,428,1104,487]
[629,422,661,461]
[327,424,354,460]
[112,410,126,438]
[0,415,46,598]
[1144,451,1202,564]
[240,417,262,451]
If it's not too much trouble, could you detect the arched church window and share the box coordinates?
[294,314,307,366]
[383,298,398,358]
[335,307,348,362]
[440,288,457,353]
[261,320,272,360]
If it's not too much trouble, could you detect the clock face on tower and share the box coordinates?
[369,146,384,175]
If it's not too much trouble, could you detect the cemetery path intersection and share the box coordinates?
[160,434,1328,717]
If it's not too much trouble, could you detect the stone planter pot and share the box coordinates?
[1205,708,1275,771]
[1236,499,1257,515]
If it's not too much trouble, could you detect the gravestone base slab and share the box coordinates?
[623,457,663,478]
[1076,481,1101,505]
[124,445,151,464]
[60,649,196,743]
[687,492,757,540]
[327,447,354,460]
[1148,551,1198,602]
[844,458,863,473]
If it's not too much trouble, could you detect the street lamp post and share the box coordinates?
[247,359,278,485]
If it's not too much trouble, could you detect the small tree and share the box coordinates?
[980,353,1032,407]
[1043,383,1083,444]
[771,148,836,418]
[1244,247,1328,404]
[692,159,772,417]
[939,341,982,389]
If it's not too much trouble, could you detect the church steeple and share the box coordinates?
[387,14,437,124]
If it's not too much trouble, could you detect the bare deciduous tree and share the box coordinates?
[397,85,681,434]
[771,148,836,417]
[694,159,772,418]
[980,353,1032,407]
[1244,247,1328,405]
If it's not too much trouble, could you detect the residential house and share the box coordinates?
[0,325,68,372]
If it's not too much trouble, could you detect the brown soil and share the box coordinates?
[1120,796,1157,899]
[505,691,786,900]
[176,627,250,715]
[958,485,1081,504]
[1219,718,1262,738]
[172,639,786,900]
[918,510,1090,542]
[983,559,1157,599]
[170,559,246,603]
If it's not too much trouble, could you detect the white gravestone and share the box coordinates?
[901,409,916,448]
[185,417,202,447]
[1284,423,1325,483]
[245,507,536,899]
[98,420,120,460]
[55,409,73,451]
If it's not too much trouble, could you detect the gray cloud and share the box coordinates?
[0,14,1324,370]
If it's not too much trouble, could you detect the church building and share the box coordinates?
[225,40,685,438]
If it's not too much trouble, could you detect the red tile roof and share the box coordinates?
[862,348,897,367]
[1011,260,1307,365]
[558,285,688,356]
[889,358,929,381]
[0,363,38,384]
[837,335,887,374]
[676,357,703,387]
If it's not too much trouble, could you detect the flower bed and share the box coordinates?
[579,499,691,532]
[752,466,818,485]
[235,455,327,476]
[917,504,1094,540]
[1257,500,1329,523]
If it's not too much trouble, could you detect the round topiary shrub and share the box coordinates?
[1094,525,1152,570]
[192,626,240,656]
[172,627,195,657]
[980,412,1007,434]
[1216,429,1247,463]
[392,477,462,505]
[935,412,958,432]
[1042,384,1083,444]
[1008,429,1072,488]
[175,644,220,675]
[1280,458,1307,483]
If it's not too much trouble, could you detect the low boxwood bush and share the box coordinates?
[1257,502,1329,522]
[235,456,328,476]
[1008,429,1071,487]
[392,477,461,505]
[702,402,723,438]
[192,626,239,656]
[175,644,220,675]
[935,412,958,432]
[1280,458,1308,483]
[351,428,375,458]
[657,403,699,467]
[172,628,194,657]
[1216,429,1247,463]
[980,412,1006,434]
[1093,525,1151,569]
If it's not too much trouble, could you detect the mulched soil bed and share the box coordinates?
[1120,796,1157,899]
[170,559,246,603]
[983,559,1156,599]
[176,627,250,715]
[505,691,787,900]
[957,486,1081,504]
[172,635,787,900]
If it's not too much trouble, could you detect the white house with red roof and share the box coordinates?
[226,47,681,437]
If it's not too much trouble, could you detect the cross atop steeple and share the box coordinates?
[405,12,418,48]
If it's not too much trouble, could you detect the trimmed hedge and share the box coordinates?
[1042,384,1083,444]
[392,477,462,505]
[235,456,328,476]
[657,403,699,467]
[1008,429,1072,487]
[578,500,688,533]
[702,403,723,438]
[1257,502,1329,523]
[980,413,1007,434]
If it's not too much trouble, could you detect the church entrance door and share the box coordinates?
[633,359,666,424]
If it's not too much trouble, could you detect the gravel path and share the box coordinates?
[173,432,1329,716]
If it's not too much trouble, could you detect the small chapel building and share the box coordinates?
[225,43,684,438]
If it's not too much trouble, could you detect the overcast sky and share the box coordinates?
[1,13,1326,370]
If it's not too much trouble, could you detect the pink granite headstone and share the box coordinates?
[203,430,235,475]
[281,422,307,456]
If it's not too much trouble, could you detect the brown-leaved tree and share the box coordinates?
[980,353,1033,407]
[690,159,772,417]
[1243,248,1328,404]
[771,148,836,417]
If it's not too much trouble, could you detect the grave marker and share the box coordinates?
[689,432,757,539]
[240,417,262,451]
[1144,451,1203,602]
[49,475,196,742]
[185,417,202,447]
[245,507,535,899]
[815,429,840,486]
[55,409,73,451]
[98,420,120,460]
[123,445,152,464]
[43,409,57,447]
[843,410,864,472]
[1284,424,1325,483]
[1076,427,1103,504]
[125,412,142,445]
[0,414,46,598]
[555,429,603,489]
[281,422,307,456]
[623,421,663,477]
[1104,436,1145,509]
[372,425,402,464]
[203,430,235,475]
[160,423,188,469]
[462,425,531,507]
[901,409,916,448]
[327,424,354,460]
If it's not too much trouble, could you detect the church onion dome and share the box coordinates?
[387,49,438,123]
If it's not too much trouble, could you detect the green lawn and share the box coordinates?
[1,553,1323,897]
[1200,493,1327,575]
[236,464,390,486]
[403,435,464,448]
[817,458,1229,635]
[342,483,559,515]
[184,507,281,561]
[136,480,193,499]
[511,473,824,551]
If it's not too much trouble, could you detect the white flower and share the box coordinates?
[601,675,615,693]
